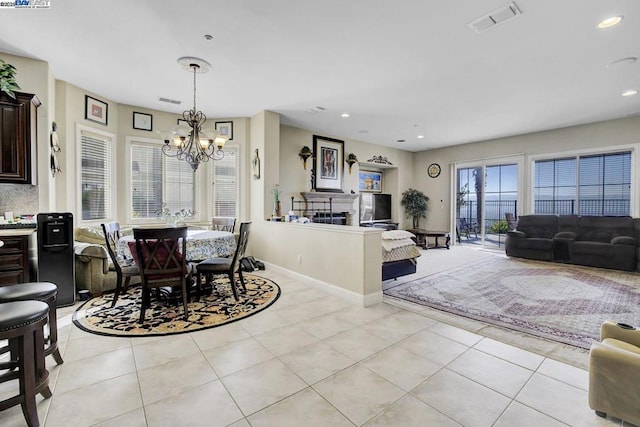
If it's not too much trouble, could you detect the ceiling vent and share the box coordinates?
[469,2,522,33]
[308,106,327,113]
[157,97,182,105]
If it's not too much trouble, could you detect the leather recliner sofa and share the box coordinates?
[506,215,638,271]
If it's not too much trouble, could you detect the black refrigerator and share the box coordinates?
[37,212,75,306]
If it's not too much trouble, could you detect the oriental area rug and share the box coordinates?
[384,255,640,349]
[73,274,280,337]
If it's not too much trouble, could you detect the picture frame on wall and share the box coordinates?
[85,95,108,125]
[358,170,383,193]
[132,112,153,131]
[215,121,233,140]
[312,135,344,192]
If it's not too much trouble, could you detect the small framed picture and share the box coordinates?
[215,121,233,140]
[312,135,344,192]
[359,170,383,192]
[133,112,153,131]
[85,95,108,125]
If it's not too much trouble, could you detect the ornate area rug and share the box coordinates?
[73,274,280,337]
[384,255,640,349]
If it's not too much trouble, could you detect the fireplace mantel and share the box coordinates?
[300,192,359,225]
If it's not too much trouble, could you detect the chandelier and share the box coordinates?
[158,57,227,171]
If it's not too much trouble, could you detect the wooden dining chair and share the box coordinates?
[101,222,140,307]
[196,222,251,301]
[212,217,236,232]
[131,226,190,323]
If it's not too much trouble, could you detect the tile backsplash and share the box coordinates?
[0,184,39,215]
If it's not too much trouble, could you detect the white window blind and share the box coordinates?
[80,130,112,221]
[213,146,238,217]
[130,140,194,219]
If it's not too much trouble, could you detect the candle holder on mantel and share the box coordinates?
[346,153,358,174]
[299,146,312,170]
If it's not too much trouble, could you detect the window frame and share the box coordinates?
[125,136,198,225]
[208,143,240,219]
[529,144,638,217]
[76,124,116,226]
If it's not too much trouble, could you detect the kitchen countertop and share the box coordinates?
[0,229,37,237]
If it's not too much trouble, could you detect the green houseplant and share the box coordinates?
[0,59,20,99]
[401,188,430,229]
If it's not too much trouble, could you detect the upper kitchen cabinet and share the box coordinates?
[0,91,40,184]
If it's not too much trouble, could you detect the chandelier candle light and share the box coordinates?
[158,57,228,171]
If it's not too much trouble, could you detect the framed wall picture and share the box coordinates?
[85,95,108,125]
[359,170,383,192]
[133,112,153,131]
[312,135,344,192]
[215,121,233,140]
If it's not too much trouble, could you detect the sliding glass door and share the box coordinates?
[456,159,520,248]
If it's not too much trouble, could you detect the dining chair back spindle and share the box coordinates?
[212,217,237,232]
[101,222,140,307]
[131,226,190,323]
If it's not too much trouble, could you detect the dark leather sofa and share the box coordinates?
[505,215,638,271]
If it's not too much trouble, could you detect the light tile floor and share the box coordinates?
[0,252,634,426]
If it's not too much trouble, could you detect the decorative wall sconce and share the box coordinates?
[299,146,312,169]
[346,153,359,174]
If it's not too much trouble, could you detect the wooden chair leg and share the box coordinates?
[111,271,123,307]
[20,331,38,427]
[139,288,148,323]
[237,269,247,292]
[181,279,190,321]
[45,298,63,365]
[228,272,239,301]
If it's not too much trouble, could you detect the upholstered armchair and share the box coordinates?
[588,320,640,425]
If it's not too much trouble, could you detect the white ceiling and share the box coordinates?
[0,0,638,152]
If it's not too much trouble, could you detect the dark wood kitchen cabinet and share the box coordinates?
[0,91,40,184]
[0,234,31,285]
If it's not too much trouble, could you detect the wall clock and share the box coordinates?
[427,163,441,178]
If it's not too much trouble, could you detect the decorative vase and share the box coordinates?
[274,201,282,217]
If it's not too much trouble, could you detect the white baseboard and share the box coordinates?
[264,262,382,307]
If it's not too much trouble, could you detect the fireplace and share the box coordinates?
[299,192,359,226]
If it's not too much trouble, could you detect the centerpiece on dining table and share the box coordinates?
[157,204,194,226]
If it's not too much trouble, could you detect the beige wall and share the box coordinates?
[414,117,640,231]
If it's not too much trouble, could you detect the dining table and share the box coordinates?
[117,229,236,262]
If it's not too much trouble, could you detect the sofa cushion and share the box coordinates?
[577,216,634,243]
[517,215,558,239]
[573,241,615,257]
[75,227,106,245]
[517,237,554,251]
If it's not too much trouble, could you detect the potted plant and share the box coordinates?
[401,188,430,229]
[0,59,20,99]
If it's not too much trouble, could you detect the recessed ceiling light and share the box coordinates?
[597,16,623,29]
[606,57,637,69]
[358,130,368,134]
[622,89,638,97]
[417,135,424,139]
[396,139,406,143]
[341,113,350,118]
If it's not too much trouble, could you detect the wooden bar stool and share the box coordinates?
[0,282,64,365]
[0,300,52,427]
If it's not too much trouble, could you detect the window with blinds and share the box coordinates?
[533,151,631,216]
[130,140,194,218]
[80,130,113,221]
[213,145,238,217]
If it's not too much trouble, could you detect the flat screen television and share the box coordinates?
[360,193,392,224]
